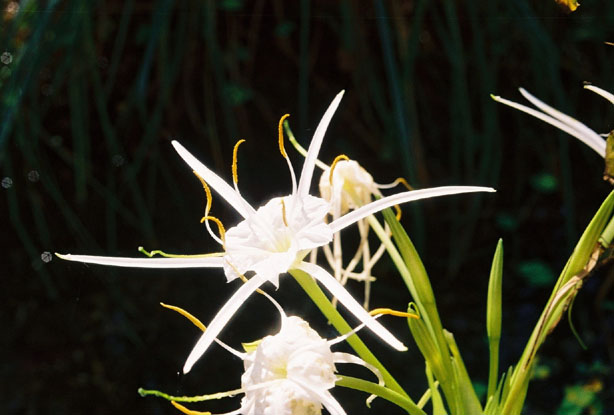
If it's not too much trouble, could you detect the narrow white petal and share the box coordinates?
[56,253,224,268]
[333,352,384,384]
[172,141,256,219]
[183,274,267,374]
[329,186,495,233]
[584,84,614,106]
[297,262,407,351]
[492,93,606,157]
[297,91,345,198]
[519,88,607,154]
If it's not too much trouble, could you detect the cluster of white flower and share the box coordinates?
[59,91,494,414]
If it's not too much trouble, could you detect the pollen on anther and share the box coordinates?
[278,114,291,158]
[232,139,246,187]
[193,171,213,216]
[160,302,207,332]
[369,307,419,319]
[280,198,289,227]
[329,154,350,185]
[394,177,414,191]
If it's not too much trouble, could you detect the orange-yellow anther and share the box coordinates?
[329,154,350,185]
[369,307,419,319]
[278,114,291,158]
[394,204,402,221]
[232,139,246,186]
[193,171,213,216]
[171,401,211,415]
[160,302,207,332]
[394,177,414,191]
[280,198,288,227]
[200,215,226,244]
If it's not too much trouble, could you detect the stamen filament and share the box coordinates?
[138,246,224,259]
[377,177,414,191]
[329,154,350,185]
[231,139,246,193]
[200,215,226,245]
[369,308,419,319]
[160,302,207,332]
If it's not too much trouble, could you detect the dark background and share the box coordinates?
[2,0,613,414]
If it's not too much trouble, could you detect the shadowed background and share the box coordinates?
[1,0,613,413]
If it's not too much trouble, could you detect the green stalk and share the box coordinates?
[486,239,503,400]
[336,376,425,415]
[290,269,411,400]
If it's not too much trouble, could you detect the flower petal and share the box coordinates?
[183,274,267,374]
[492,91,606,157]
[291,378,347,415]
[56,253,224,268]
[584,84,614,107]
[172,141,256,219]
[329,186,495,233]
[519,88,607,155]
[296,262,407,351]
[297,91,345,198]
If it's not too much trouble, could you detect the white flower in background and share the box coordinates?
[155,296,384,415]
[492,85,614,159]
[58,90,495,373]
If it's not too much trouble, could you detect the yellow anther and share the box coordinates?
[232,139,246,186]
[193,171,213,216]
[280,198,289,227]
[329,154,350,185]
[171,401,211,415]
[393,177,414,191]
[394,204,402,221]
[160,303,207,332]
[200,215,226,244]
[278,114,291,158]
[369,307,419,319]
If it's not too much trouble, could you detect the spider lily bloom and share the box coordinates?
[58,90,495,373]
[491,86,614,158]
[149,298,385,415]
[317,157,412,308]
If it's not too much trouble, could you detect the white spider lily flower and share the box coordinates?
[319,159,378,216]
[492,86,614,159]
[58,90,495,373]
[156,297,385,415]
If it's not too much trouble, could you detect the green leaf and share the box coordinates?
[486,239,503,400]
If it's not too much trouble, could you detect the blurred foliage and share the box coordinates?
[1,0,613,413]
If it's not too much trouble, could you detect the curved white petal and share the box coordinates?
[56,253,224,268]
[329,186,495,233]
[183,274,267,374]
[492,92,606,157]
[297,91,345,198]
[519,88,607,155]
[172,141,256,219]
[584,84,614,106]
[296,262,407,351]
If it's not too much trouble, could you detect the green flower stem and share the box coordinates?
[336,375,426,415]
[290,268,411,401]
